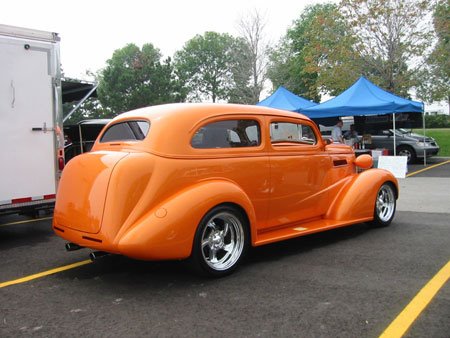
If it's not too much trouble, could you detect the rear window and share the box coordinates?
[192,120,261,148]
[100,120,150,143]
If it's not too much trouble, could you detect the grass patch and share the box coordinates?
[413,128,450,157]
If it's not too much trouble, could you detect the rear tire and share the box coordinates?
[369,183,396,227]
[190,205,249,277]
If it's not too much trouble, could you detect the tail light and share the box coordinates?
[58,156,65,170]
[58,149,65,171]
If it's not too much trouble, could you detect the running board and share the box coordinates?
[254,218,371,246]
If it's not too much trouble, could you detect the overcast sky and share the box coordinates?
[1,0,326,79]
[2,0,447,110]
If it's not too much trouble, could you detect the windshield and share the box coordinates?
[388,128,411,136]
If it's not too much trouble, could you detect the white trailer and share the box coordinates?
[0,24,64,215]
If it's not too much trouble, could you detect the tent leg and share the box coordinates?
[423,111,426,166]
[393,113,396,156]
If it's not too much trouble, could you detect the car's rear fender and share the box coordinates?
[116,180,257,260]
[325,169,398,222]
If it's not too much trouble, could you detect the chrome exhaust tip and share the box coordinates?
[65,242,83,251]
[89,251,109,261]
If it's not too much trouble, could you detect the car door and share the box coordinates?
[266,118,333,230]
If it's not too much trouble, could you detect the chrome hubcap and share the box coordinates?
[376,185,395,222]
[201,212,244,271]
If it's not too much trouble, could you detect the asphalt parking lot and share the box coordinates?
[1,159,449,337]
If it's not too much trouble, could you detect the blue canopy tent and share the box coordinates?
[301,76,425,160]
[301,76,423,118]
[257,86,317,112]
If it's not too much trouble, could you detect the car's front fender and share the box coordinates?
[116,180,256,260]
[326,169,398,222]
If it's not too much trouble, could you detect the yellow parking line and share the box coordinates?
[0,260,92,289]
[0,216,52,227]
[379,260,450,338]
[406,159,450,177]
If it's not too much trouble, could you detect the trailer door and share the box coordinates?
[0,35,60,206]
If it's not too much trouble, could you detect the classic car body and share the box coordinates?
[53,103,398,276]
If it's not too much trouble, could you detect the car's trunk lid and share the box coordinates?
[54,151,129,234]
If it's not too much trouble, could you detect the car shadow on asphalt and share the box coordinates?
[54,222,374,289]
[57,254,202,287]
[245,222,371,265]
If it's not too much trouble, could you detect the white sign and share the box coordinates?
[371,150,383,160]
[377,156,408,178]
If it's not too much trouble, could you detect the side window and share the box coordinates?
[100,120,150,143]
[270,122,317,145]
[192,120,261,148]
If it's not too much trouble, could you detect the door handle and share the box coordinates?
[31,122,54,133]
[10,80,15,108]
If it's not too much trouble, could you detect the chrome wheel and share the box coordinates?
[375,184,395,223]
[200,211,245,272]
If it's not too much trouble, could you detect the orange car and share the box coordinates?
[53,103,398,276]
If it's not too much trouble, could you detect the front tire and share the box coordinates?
[397,145,416,164]
[190,205,249,277]
[369,183,396,227]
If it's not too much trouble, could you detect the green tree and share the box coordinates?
[174,32,252,103]
[301,3,361,96]
[63,98,104,125]
[227,41,254,104]
[267,7,319,102]
[267,3,354,101]
[416,0,449,110]
[340,0,433,96]
[97,43,183,116]
[425,114,450,128]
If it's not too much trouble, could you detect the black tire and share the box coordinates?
[397,145,416,164]
[369,183,396,228]
[190,205,249,277]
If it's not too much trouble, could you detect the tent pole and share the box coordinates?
[423,110,426,166]
[393,113,396,156]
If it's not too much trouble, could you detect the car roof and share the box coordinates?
[112,103,310,123]
[96,103,316,157]
[78,119,111,125]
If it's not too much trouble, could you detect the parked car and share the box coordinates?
[53,103,398,276]
[367,128,439,164]
[64,119,111,163]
